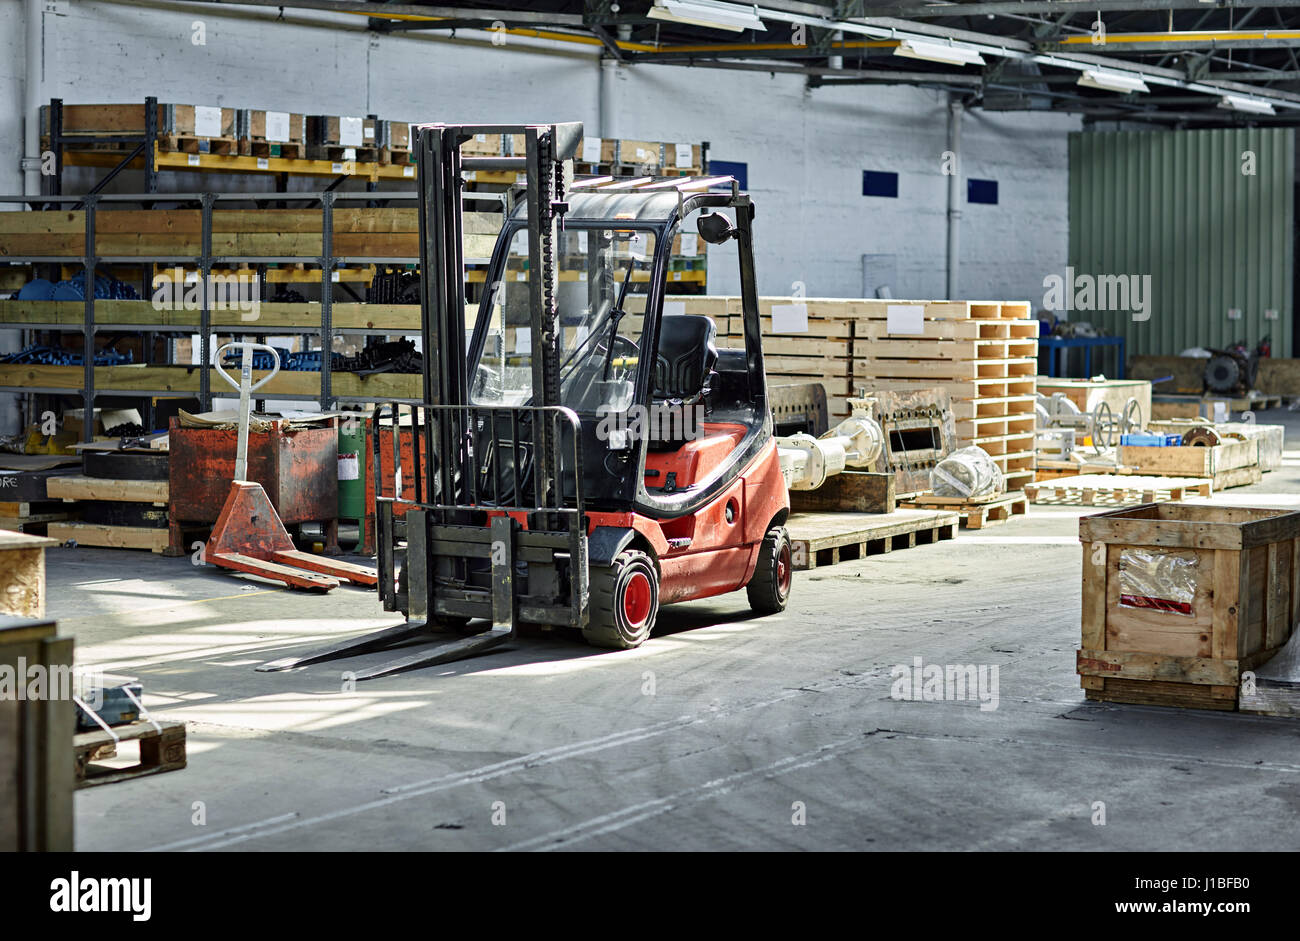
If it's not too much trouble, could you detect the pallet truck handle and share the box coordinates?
[213,341,282,394]
[213,341,282,483]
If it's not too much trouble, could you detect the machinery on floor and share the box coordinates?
[1035,391,1143,458]
[261,121,790,679]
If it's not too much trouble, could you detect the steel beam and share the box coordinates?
[854,0,1300,18]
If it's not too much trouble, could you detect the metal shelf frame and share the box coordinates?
[0,190,440,434]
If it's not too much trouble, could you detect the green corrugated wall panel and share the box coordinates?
[1068,128,1294,359]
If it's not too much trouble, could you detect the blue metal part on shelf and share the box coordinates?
[0,344,134,366]
[16,273,140,301]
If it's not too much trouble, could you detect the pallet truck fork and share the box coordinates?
[258,122,789,679]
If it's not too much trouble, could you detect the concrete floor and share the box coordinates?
[57,408,1300,851]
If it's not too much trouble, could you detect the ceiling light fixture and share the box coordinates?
[893,38,985,67]
[1076,69,1150,94]
[1218,94,1276,115]
[648,0,766,33]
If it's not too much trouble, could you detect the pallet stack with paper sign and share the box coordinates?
[682,296,1039,491]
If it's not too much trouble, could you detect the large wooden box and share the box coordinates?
[0,617,74,851]
[1078,503,1300,710]
[1117,438,1258,482]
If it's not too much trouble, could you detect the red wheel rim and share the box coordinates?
[776,542,792,597]
[622,571,653,627]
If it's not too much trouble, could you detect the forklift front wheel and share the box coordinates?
[747,527,792,614]
[583,549,660,650]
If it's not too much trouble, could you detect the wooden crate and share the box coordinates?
[0,531,56,617]
[0,617,74,850]
[1078,503,1300,710]
[1118,439,1259,483]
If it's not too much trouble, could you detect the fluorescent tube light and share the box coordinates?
[1077,69,1150,94]
[893,38,985,67]
[648,0,766,32]
[1218,94,1276,115]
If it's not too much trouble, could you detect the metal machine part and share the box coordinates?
[1036,393,1143,455]
[776,415,884,491]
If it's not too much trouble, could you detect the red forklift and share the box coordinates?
[260,122,790,679]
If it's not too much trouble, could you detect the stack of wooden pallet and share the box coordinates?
[681,296,1038,490]
[47,447,171,553]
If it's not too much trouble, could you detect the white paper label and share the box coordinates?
[582,137,603,163]
[1213,401,1229,422]
[680,233,698,256]
[331,271,341,282]
[363,124,375,140]
[332,162,345,173]
[886,304,925,335]
[193,105,222,138]
[675,143,693,168]
[338,453,360,481]
[577,231,589,253]
[187,154,200,166]
[403,165,415,177]
[516,330,531,354]
[1227,308,1242,320]
[265,111,290,142]
[663,301,687,317]
[256,157,269,169]
[475,133,487,142]
[341,147,356,161]
[339,116,364,147]
[771,303,809,333]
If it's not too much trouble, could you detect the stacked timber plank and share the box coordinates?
[47,450,171,553]
[681,296,1038,490]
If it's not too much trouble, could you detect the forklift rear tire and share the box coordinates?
[583,549,659,650]
[747,526,792,614]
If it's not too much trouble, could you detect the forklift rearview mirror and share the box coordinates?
[696,212,737,245]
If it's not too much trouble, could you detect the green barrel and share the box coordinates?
[337,416,367,521]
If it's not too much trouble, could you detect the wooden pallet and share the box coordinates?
[1025,474,1212,506]
[163,134,237,156]
[785,509,959,570]
[48,521,168,552]
[75,718,187,789]
[246,139,305,160]
[902,492,1028,529]
[307,143,381,163]
[0,512,70,535]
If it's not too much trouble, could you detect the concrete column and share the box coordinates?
[23,0,43,196]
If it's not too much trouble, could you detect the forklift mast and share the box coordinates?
[417,123,583,512]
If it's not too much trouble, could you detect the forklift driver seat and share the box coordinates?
[650,314,718,451]
[653,314,718,404]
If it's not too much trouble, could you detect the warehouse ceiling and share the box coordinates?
[180,0,1300,124]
